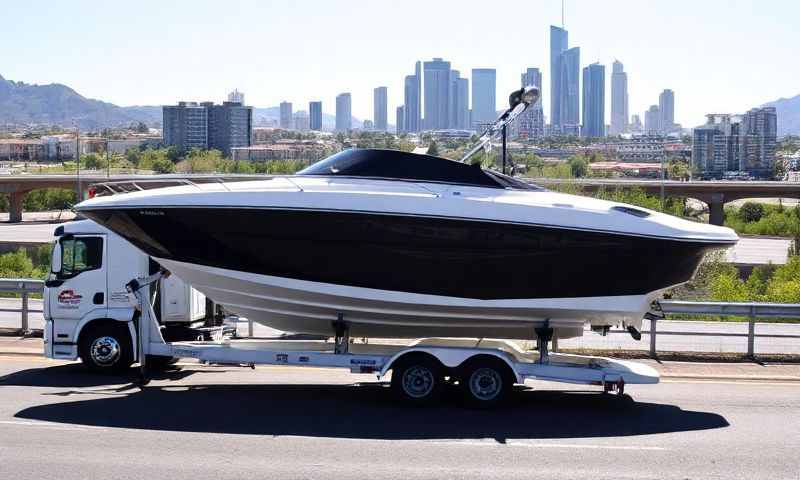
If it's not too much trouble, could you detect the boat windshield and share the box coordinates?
[297,149,542,190]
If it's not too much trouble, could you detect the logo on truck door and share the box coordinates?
[57,290,83,308]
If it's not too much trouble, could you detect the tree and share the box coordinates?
[739,202,765,223]
[135,122,149,133]
[568,155,589,178]
[426,141,440,156]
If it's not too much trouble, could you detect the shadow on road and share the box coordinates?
[3,364,730,441]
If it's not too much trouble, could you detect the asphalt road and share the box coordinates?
[0,357,798,479]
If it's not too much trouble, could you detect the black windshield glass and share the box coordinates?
[298,149,504,188]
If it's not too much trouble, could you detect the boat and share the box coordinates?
[75,87,738,340]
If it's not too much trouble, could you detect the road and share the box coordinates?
[0,357,798,479]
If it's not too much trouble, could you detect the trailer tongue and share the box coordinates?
[128,270,659,407]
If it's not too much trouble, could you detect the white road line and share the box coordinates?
[662,379,800,386]
[0,420,108,432]
[431,440,667,451]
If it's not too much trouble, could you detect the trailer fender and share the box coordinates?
[379,347,521,383]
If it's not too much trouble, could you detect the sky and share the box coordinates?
[1,0,797,127]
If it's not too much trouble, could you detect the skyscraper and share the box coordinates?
[279,101,293,129]
[581,63,605,138]
[423,58,451,130]
[471,68,497,130]
[645,105,661,134]
[309,101,322,131]
[396,106,405,134]
[739,107,777,176]
[659,89,675,134]
[415,61,422,130]
[373,86,388,131]
[293,111,309,131]
[227,89,245,105]
[447,71,469,130]
[610,60,629,135]
[549,25,568,131]
[518,68,544,138]
[560,47,581,131]
[404,74,420,133]
[335,93,351,132]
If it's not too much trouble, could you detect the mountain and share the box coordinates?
[0,74,361,131]
[0,74,157,129]
[762,94,800,136]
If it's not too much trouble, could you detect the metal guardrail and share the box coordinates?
[0,278,797,357]
[0,279,44,334]
[650,301,800,357]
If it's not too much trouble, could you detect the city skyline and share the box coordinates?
[1,0,798,127]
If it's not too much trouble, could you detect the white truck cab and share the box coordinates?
[44,219,211,372]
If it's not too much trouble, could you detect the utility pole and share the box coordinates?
[75,125,81,203]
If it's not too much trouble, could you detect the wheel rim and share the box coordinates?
[469,367,503,401]
[90,336,121,366]
[402,365,435,398]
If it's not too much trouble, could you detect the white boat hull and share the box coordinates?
[158,258,656,340]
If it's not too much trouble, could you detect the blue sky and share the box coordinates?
[1,0,796,127]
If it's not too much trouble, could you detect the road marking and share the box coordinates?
[0,420,108,432]
[432,440,667,451]
[662,379,800,386]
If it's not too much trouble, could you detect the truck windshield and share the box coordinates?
[59,237,103,277]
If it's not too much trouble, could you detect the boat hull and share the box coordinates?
[79,206,725,339]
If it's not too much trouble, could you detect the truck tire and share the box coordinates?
[390,354,445,406]
[79,323,134,374]
[459,356,514,409]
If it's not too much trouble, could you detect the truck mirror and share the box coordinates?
[51,242,62,274]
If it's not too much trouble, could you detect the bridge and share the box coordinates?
[534,178,800,225]
[1,173,799,225]
[0,173,263,222]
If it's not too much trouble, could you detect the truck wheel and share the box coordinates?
[460,356,514,408]
[390,355,445,406]
[79,324,134,374]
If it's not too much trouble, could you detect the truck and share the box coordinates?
[43,219,229,372]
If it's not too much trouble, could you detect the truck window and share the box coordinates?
[60,237,103,278]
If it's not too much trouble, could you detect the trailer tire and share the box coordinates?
[390,354,445,406]
[78,323,134,374]
[459,356,514,409]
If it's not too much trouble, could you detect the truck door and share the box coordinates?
[47,235,107,322]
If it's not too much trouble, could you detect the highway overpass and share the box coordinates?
[534,178,800,225]
[0,173,799,225]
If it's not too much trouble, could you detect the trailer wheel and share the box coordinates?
[79,323,134,374]
[460,356,514,408]
[390,355,445,406]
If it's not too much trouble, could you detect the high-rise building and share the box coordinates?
[309,101,323,131]
[550,26,580,134]
[550,25,568,131]
[644,105,661,135]
[396,106,405,134]
[423,58,452,130]
[471,68,497,130]
[518,68,544,139]
[402,61,422,133]
[404,74,420,133]
[227,89,245,105]
[373,86,388,131]
[163,101,252,156]
[293,111,309,131]
[447,71,469,130]
[739,107,777,176]
[659,89,675,134]
[279,101,293,129]
[335,93,351,132]
[630,114,643,134]
[610,60,628,135]
[581,63,605,138]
